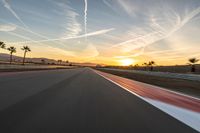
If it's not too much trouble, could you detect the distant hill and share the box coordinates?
[0,53,57,63]
[0,53,100,66]
[72,62,99,67]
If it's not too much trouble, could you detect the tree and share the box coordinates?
[21,46,31,65]
[41,59,46,64]
[0,41,6,54]
[148,61,155,71]
[142,62,148,71]
[7,46,16,64]
[134,64,139,69]
[188,58,199,72]
[57,60,62,65]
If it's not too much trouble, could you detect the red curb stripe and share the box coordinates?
[96,70,200,113]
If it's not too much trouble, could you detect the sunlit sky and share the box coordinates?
[0,0,200,66]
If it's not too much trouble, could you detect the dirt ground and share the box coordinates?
[97,69,200,98]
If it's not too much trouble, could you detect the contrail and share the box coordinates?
[5,32,45,45]
[110,32,159,48]
[7,28,114,45]
[84,0,88,40]
[167,6,200,38]
[2,0,29,29]
[0,18,68,47]
[110,6,200,50]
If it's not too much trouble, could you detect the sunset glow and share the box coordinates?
[0,0,200,66]
[120,59,135,66]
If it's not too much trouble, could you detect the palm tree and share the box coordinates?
[7,46,16,64]
[57,60,62,65]
[142,62,148,71]
[0,41,6,52]
[148,61,155,71]
[188,58,199,72]
[21,46,31,65]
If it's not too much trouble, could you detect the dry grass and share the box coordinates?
[98,69,200,98]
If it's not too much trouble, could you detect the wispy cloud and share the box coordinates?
[62,10,82,38]
[76,44,99,58]
[146,47,200,59]
[102,0,115,11]
[166,6,200,37]
[54,1,82,38]
[7,28,114,44]
[103,0,136,16]
[2,0,28,28]
[0,24,16,31]
[5,31,44,45]
[116,0,136,16]
[1,0,56,42]
[0,18,68,47]
[0,20,44,45]
[111,32,159,48]
[109,4,200,59]
[1,0,200,65]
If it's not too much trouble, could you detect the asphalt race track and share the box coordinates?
[0,68,199,133]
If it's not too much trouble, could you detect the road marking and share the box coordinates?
[94,70,200,132]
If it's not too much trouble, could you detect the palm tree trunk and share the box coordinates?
[10,53,12,64]
[191,65,195,72]
[23,51,26,65]
[150,66,153,71]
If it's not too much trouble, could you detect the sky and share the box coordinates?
[0,0,200,66]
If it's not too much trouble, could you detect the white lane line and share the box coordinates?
[94,71,200,132]
[145,98,200,132]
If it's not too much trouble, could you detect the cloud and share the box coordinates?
[109,4,200,58]
[2,0,199,65]
[6,32,33,40]
[116,0,136,16]
[1,1,62,44]
[65,11,82,37]
[1,0,67,44]
[0,24,16,31]
[42,46,76,57]
[0,19,65,47]
[7,28,114,44]
[102,0,115,11]
[2,0,28,28]
[103,0,136,16]
[3,29,51,47]
[76,44,99,58]
[62,10,82,38]
[2,0,81,47]
[54,1,82,38]
[111,32,159,48]
[15,22,69,47]
[166,6,200,37]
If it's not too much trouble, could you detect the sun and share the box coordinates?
[120,58,135,66]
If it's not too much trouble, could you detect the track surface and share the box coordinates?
[0,68,198,133]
